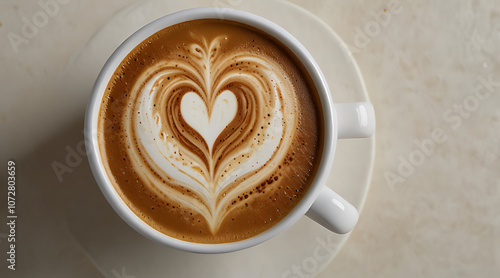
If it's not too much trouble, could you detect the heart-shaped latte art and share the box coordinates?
[122,34,299,232]
[180,90,237,154]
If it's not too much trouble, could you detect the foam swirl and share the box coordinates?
[123,33,298,232]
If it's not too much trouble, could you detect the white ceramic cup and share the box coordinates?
[85,7,375,253]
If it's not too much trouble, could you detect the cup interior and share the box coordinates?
[85,7,337,253]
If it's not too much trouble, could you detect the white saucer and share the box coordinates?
[66,0,375,277]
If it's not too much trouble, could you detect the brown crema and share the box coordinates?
[98,19,323,243]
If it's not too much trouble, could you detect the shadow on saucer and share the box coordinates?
[14,112,322,278]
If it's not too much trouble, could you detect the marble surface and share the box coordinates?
[1,0,499,277]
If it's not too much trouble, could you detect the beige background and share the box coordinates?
[311,0,500,277]
[1,0,499,277]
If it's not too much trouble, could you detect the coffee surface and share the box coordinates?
[98,19,323,243]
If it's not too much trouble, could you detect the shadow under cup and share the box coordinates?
[85,7,342,253]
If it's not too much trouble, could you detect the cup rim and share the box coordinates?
[85,7,337,253]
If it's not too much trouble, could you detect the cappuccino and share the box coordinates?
[98,19,323,243]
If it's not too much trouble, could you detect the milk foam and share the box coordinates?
[180,90,237,153]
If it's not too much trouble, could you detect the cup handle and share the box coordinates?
[306,187,359,234]
[306,102,375,233]
[335,102,375,139]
